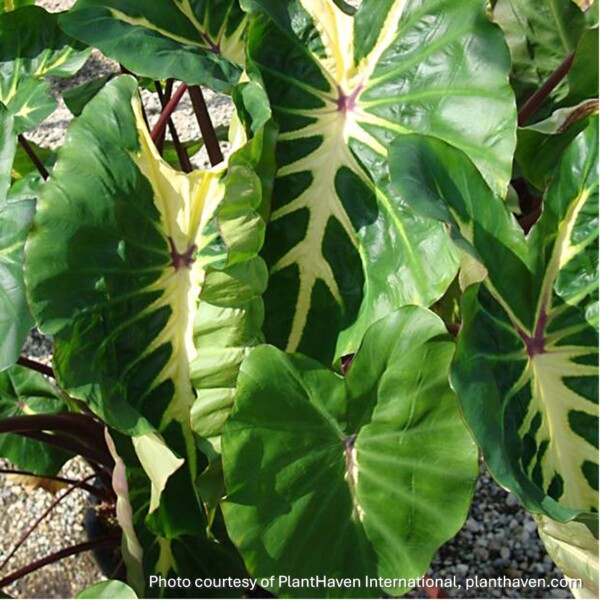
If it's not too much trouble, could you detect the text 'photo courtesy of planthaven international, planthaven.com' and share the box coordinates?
[0,0,598,599]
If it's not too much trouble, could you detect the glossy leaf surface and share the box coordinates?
[0,6,89,133]
[61,0,247,93]
[0,365,70,475]
[26,75,271,447]
[245,0,516,362]
[25,74,274,586]
[223,307,478,598]
[390,119,598,523]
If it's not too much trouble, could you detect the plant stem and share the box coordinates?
[446,323,461,337]
[0,474,98,572]
[518,203,543,233]
[0,468,99,497]
[17,356,54,378]
[0,536,118,589]
[0,414,113,467]
[155,80,193,172]
[17,135,49,181]
[22,430,112,469]
[151,82,188,143]
[518,53,575,126]
[188,85,224,166]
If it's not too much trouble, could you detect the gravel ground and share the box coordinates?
[1,1,575,599]
[406,465,571,600]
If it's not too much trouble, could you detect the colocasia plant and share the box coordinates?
[0,0,597,598]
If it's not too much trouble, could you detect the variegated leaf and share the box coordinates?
[390,117,598,523]
[25,74,273,589]
[244,0,516,362]
[0,6,89,133]
[61,0,248,93]
[26,73,272,467]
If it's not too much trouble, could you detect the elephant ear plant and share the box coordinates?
[0,0,598,599]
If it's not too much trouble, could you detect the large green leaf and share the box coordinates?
[0,6,89,133]
[244,0,516,363]
[0,105,36,371]
[492,0,590,117]
[0,364,70,475]
[389,118,598,523]
[60,0,247,93]
[25,74,273,588]
[26,74,272,445]
[222,306,479,599]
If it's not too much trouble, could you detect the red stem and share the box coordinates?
[446,323,461,337]
[0,536,118,589]
[17,356,54,378]
[0,414,112,467]
[518,53,575,126]
[188,85,224,166]
[17,135,49,181]
[0,474,98,572]
[151,82,188,143]
[154,79,171,153]
[155,80,192,172]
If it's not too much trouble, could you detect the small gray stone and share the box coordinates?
[506,493,519,508]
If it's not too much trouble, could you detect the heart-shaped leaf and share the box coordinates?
[26,75,273,448]
[390,117,598,523]
[244,0,516,363]
[25,76,275,561]
[223,306,478,598]
[26,75,275,586]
